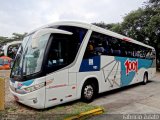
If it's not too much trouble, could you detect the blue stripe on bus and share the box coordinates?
[79,56,100,72]
[17,79,34,89]
[115,57,153,87]
[79,55,153,87]
[10,78,34,89]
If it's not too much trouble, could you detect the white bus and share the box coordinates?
[10,21,156,109]
[3,41,22,59]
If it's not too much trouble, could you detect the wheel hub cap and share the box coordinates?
[84,85,93,99]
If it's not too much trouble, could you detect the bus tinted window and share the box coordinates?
[46,27,87,74]
[84,31,154,59]
[52,26,87,44]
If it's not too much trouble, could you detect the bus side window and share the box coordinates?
[84,32,105,58]
[104,40,110,55]
[84,41,95,58]
[95,41,105,55]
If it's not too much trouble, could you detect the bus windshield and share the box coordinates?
[11,33,50,80]
[11,26,87,81]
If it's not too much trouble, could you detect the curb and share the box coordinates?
[65,107,104,120]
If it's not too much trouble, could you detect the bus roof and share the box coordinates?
[28,21,154,49]
[5,41,22,46]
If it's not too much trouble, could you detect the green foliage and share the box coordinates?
[110,23,123,34]
[12,33,27,41]
[0,33,27,46]
[93,22,118,30]
[147,0,160,9]
[93,22,123,34]
[94,0,160,68]
[0,36,9,45]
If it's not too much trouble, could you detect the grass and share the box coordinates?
[62,102,98,119]
[0,102,101,120]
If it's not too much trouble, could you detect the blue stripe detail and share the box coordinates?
[17,79,34,89]
[79,56,100,72]
[10,78,34,89]
[22,79,34,86]
[115,57,152,87]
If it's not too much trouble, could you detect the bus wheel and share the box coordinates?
[81,82,95,102]
[142,73,148,85]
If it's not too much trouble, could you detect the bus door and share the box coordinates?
[44,30,77,108]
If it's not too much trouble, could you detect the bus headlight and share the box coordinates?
[23,82,45,93]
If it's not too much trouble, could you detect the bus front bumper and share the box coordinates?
[9,87,46,109]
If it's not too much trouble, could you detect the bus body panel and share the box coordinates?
[45,85,77,108]
[114,57,153,86]
[45,69,77,108]
[68,72,77,85]
[10,76,46,109]
[78,55,156,95]
[148,68,156,80]
[100,56,121,91]
[10,87,45,109]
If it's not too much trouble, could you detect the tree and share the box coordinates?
[146,0,160,9]
[0,33,27,46]
[93,22,123,34]
[11,33,27,41]
[0,36,11,45]
[93,22,118,30]
[93,0,160,68]
[120,0,160,67]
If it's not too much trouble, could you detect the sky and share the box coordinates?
[0,0,147,37]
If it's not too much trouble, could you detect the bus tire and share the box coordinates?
[142,73,148,85]
[81,81,96,103]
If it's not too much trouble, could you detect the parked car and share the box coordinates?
[0,56,12,70]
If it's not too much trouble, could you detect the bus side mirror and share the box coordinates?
[32,37,39,49]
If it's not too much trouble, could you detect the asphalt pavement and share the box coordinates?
[90,72,160,119]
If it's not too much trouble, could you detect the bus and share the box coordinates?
[9,21,156,109]
[3,41,22,59]
[0,56,12,70]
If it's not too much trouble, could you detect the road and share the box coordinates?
[1,70,160,119]
[90,72,160,119]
